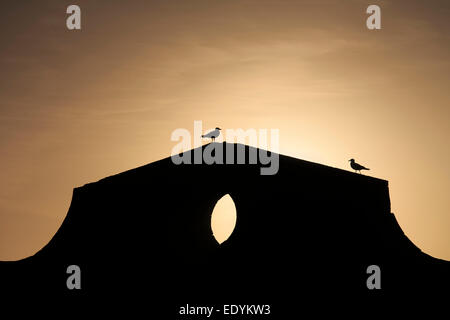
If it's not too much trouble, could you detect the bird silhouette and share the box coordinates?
[202,127,221,142]
[349,159,370,174]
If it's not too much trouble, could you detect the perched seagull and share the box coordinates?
[202,127,221,142]
[349,158,370,174]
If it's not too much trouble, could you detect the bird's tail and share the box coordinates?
[365,168,370,170]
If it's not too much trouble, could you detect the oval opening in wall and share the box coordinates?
[211,194,237,244]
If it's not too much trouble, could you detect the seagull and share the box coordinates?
[349,158,370,174]
[202,127,221,142]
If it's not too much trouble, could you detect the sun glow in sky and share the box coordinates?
[0,0,449,261]
[211,194,237,244]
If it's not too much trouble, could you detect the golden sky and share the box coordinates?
[0,0,449,261]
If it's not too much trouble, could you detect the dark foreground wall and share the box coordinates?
[1,143,448,312]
